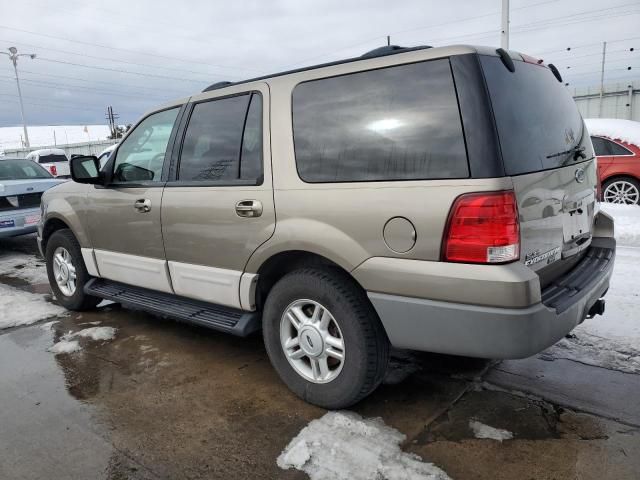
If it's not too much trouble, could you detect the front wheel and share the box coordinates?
[45,229,100,311]
[262,267,389,409]
[602,177,640,205]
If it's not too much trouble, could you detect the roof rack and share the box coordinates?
[201,44,432,93]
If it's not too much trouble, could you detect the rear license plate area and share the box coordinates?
[563,209,590,242]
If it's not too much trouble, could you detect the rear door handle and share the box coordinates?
[134,199,151,213]
[235,200,262,218]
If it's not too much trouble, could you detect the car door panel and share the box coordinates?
[161,85,274,310]
[85,105,182,291]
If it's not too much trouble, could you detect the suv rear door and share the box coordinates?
[161,83,274,310]
[480,55,598,286]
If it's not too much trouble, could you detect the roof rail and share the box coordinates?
[202,81,233,93]
[199,44,433,94]
[361,44,431,59]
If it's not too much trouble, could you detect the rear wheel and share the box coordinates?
[602,177,640,205]
[45,229,100,311]
[262,267,389,409]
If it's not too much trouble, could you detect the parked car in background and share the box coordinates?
[40,45,614,409]
[585,118,640,205]
[97,144,117,168]
[0,158,63,238]
[25,148,70,178]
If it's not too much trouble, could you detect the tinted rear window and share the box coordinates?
[292,59,469,183]
[480,56,587,176]
[38,154,68,163]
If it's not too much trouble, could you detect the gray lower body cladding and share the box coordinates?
[368,237,615,359]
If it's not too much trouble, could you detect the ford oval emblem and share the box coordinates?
[575,168,586,183]
[26,187,33,191]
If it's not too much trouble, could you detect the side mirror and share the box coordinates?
[70,155,102,184]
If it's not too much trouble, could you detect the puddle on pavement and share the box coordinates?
[2,296,639,479]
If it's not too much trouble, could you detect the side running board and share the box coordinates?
[84,278,261,337]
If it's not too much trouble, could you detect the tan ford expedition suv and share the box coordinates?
[39,45,615,408]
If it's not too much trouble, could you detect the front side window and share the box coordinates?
[292,59,469,183]
[178,93,263,184]
[112,107,179,183]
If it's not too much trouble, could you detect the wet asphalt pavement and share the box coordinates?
[1,234,639,480]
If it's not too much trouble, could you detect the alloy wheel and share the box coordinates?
[52,246,77,296]
[280,299,345,384]
[603,180,640,205]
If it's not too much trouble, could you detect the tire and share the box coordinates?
[45,229,100,311]
[262,267,389,409]
[602,177,640,205]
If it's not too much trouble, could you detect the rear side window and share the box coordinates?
[591,136,632,156]
[480,56,587,175]
[38,154,67,163]
[292,59,469,183]
[178,93,262,184]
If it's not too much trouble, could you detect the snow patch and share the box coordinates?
[584,118,640,147]
[0,253,49,284]
[469,420,513,442]
[71,326,116,342]
[600,203,640,248]
[48,326,117,355]
[277,411,451,480]
[48,339,81,354]
[0,283,64,329]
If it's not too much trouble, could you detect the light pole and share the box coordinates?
[1,47,36,149]
[501,0,510,50]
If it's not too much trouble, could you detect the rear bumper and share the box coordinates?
[368,237,615,359]
[0,208,40,238]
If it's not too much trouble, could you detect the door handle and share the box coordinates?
[134,199,151,213]
[235,200,263,218]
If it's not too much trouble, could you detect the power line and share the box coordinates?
[0,76,177,101]
[18,69,189,95]
[533,35,640,56]
[0,38,243,80]
[0,24,259,74]
[36,57,208,84]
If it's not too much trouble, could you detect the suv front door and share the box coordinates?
[161,84,274,310]
[86,105,182,293]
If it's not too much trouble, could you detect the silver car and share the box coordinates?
[0,158,63,238]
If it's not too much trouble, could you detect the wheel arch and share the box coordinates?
[602,173,640,185]
[254,250,367,311]
[41,216,73,253]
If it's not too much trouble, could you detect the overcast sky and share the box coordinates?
[0,0,638,126]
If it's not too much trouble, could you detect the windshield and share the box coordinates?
[38,154,68,164]
[480,55,590,176]
[0,159,53,180]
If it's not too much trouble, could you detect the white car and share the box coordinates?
[25,148,70,178]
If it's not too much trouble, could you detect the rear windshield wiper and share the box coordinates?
[546,145,587,163]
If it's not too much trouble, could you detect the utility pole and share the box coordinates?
[0,47,36,149]
[105,106,120,139]
[501,0,510,50]
[598,41,607,117]
[387,35,391,46]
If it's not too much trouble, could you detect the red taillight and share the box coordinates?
[443,190,520,264]
[50,165,57,176]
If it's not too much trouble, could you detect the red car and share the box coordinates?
[586,119,640,205]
